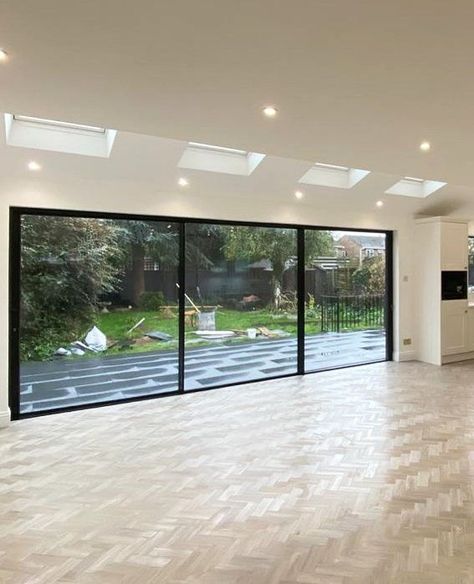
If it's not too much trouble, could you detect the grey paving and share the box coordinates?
[19,330,386,413]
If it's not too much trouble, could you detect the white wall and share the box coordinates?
[0,176,417,427]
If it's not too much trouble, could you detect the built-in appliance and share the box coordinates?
[441,270,467,300]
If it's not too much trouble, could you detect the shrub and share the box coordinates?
[352,255,385,294]
[138,291,166,311]
[19,313,88,361]
[20,215,123,361]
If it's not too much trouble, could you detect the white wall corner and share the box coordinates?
[393,350,417,362]
[0,408,11,428]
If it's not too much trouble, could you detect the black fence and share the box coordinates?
[320,294,385,332]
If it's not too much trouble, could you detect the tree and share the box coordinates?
[305,230,335,264]
[352,255,385,294]
[20,215,123,360]
[222,226,334,308]
[114,221,178,306]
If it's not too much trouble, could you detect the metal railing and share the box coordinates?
[320,294,385,332]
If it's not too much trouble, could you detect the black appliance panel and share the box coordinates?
[441,270,467,300]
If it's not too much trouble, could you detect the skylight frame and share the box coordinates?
[188,142,247,156]
[13,115,106,134]
[313,162,350,172]
[401,176,425,184]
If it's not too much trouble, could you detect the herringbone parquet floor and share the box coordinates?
[2,361,474,583]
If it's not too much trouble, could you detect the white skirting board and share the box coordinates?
[393,350,417,362]
[0,409,11,428]
[442,351,474,364]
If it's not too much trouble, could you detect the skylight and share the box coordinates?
[299,162,370,189]
[4,113,117,158]
[385,177,447,198]
[178,141,265,176]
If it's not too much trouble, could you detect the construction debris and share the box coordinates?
[257,326,278,338]
[84,326,107,352]
[146,331,173,341]
[69,347,85,356]
[195,330,235,339]
[126,317,145,335]
[54,347,71,357]
[72,340,97,353]
[197,310,216,331]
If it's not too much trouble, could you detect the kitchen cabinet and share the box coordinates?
[415,217,470,365]
[441,221,468,271]
[441,300,469,355]
[468,308,474,352]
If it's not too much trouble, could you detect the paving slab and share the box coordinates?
[19,330,386,412]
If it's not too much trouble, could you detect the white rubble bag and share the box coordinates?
[84,326,107,352]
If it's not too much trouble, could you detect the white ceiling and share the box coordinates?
[0,115,467,219]
[1,0,474,217]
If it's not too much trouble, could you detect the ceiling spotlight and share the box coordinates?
[419,141,431,152]
[178,177,189,187]
[27,161,42,171]
[376,200,384,208]
[262,105,278,118]
[0,49,8,62]
[294,190,304,200]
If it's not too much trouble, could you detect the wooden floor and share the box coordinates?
[2,361,474,583]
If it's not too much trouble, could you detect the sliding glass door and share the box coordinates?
[184,222,298,390]
[17,213,179,413]
[304,229,388,371]
[10,209,392,418]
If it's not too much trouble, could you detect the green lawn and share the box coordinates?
[94,306,383,358]
[22,306,384,362]
[96,308,306,356]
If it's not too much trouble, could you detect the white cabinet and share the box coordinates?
[441,222,468,271]
[468,309,474,352]
[441,300,469,355]
[416,217,470,365]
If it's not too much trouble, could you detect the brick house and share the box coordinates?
[335,234,385,266]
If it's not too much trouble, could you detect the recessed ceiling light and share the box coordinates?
[0,49,8,62]
[262,105,278,118]
[27,161,41,171]
[178,177,189,187]
[419,141,431,152]
[376,200,384,208]
[294,190,304,200]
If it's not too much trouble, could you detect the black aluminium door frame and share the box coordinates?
[8,206,394,420]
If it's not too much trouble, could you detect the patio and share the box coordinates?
[20,329,386,412]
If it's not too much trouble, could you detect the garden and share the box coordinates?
[18,214,385,363]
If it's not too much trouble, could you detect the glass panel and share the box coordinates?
[469,237,474,297]
[184,223,298,390]
[304,229,387,370]
[19,214,180,413]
